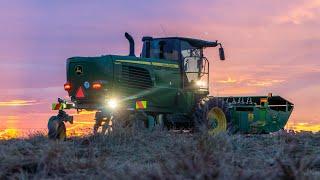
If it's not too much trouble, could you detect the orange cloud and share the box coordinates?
[0,100,39,107]
[210,86,258,96]
[217,77,237,84]
[246,79,285,87]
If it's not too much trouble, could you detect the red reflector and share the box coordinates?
[76,87,85,98]
[64,83,71,91]
[92,82,102,89]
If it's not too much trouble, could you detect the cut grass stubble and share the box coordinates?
[0,126,319,179]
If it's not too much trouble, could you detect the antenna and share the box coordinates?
[160,24,168,36]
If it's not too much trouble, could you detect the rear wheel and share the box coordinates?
[93,110,141,134]
[113,111,146,131]
[48,116,66,140]
[93,110,160,134]
[193,97,232,135]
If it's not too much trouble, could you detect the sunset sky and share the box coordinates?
[0,0,319,133]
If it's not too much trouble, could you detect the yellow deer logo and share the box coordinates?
[75,65,83,75]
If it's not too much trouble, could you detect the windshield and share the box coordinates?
[181,41,203,84]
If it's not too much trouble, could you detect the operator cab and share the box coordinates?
[141,36,225,90]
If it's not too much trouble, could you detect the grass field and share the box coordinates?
[0,128,319,179]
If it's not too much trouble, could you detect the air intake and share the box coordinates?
[121,65,153,89]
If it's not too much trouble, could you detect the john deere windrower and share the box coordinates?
[48,32,294,140]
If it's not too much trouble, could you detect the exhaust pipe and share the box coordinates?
[125,32,135,57]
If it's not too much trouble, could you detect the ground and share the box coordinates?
[0,128,319,179]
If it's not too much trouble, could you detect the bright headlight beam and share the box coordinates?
[196,80,206,87]
[107,99,118,109]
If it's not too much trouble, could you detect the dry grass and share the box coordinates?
[0,128,319,180]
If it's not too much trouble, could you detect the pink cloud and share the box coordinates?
[275,0,320,24]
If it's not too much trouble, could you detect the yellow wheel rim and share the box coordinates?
[207,107,227,135]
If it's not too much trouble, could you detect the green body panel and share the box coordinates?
[66,55,201,114]
[113,55,183,113]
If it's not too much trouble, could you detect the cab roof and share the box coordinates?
[142,36,218,48]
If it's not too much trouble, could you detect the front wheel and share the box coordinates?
[48,116,66,140]
[193,97,232,135]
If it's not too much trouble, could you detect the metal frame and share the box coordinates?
[182,55,209,92]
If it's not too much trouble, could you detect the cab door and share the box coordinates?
[177,41,209,113]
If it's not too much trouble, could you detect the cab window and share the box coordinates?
[145,39,179,61]
[181,41,203,83]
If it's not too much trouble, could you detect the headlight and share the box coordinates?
[196,80,206,87]
[107,99,118,109]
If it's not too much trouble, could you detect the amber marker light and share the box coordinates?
[92,82,102,89]
[64,82,71,91]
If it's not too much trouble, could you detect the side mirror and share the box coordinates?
[219,46,225,60]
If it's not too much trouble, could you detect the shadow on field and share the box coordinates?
[0,127,319,179]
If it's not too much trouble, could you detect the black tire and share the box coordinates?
[93,111,103,134]
[48,116,66,140]
[113,111,135,129]
[112,111,146,131]
[93,111,114,135]
[193,97,233,134]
